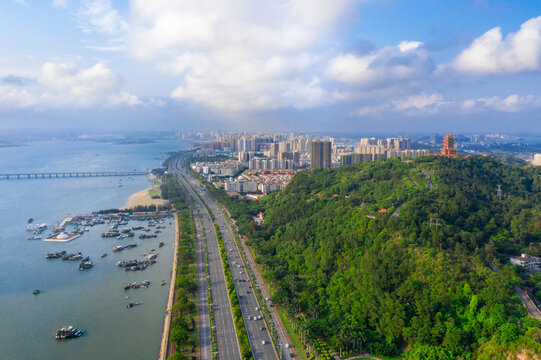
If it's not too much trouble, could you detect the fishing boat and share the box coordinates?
[78,257,93,270]
[126,302,143,308]
[123,280,150,289]
[45,251,66,259]
[112,245,125,253]
[55,326,85,339]
[62,252,83,261]
[27,223,47,232]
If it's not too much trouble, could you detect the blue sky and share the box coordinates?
[1,0,541,134]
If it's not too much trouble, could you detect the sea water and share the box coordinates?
[0,139,189,360]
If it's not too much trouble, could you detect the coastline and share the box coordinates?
[121,187,164,209]
[159,210,179,360]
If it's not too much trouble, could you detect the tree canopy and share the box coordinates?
[213,156,541,359]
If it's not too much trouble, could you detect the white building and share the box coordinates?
[510,254,541,272]
[191,160,241,177]
[224,179,258,193]
[533,153,541,166]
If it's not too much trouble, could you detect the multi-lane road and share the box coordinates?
[175,162,242,359]
[220,211,295,360]
[172,157,279,360]
[192,197,212,360]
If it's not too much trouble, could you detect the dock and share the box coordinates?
[52,216,73,232]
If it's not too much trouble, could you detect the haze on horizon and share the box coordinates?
[1,0,541,134]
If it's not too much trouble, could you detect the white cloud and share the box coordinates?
[127,0,358,111]
[358,93,445,116]
[108,91,165,107]
[357,92,541,117]
[39,62,119,97]
[461,94,541,112]
[12,0,39,11]
[0,62,154,109]
[108,91,142,106]
[393,93,444,110]
[85,44,126,52]
[326,41,432,90]
[445,16,541,76]
[52,0,67,8]
[77,0,127,35]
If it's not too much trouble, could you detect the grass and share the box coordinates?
[148,187,161,198]
[277,307,308,360]
[149,179,162,198]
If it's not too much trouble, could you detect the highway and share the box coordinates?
[173,157,279,360]
[192,198,212,360]
[212,201,278,360]
[172,159,242,360]
[220,212,295,360]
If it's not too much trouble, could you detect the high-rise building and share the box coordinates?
[269,143,279,157]
[440,135,457,157]
[311,140,331,169]
[533,154,541,166]
[278,141,290,153]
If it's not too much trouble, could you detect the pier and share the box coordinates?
[0,171,148,180]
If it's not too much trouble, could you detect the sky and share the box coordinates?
[1,0,541,134]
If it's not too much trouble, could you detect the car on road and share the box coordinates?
[262,340,267,345]
[260,326,266,331]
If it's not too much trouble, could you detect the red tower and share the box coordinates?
[440,135,457,157]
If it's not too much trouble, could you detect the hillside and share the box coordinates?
[211,156,541,359]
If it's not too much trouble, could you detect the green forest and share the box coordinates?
[209,155,541,359]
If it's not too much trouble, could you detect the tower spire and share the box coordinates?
[440,134,457,157]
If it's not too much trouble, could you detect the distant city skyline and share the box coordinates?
[1,1,541,133]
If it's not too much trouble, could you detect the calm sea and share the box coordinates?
[0,139,189,360]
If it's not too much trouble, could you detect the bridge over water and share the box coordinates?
[0,171,148,180]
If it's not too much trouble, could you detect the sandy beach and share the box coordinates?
[121,187,164,209]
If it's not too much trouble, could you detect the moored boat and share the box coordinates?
[55,325,85,339]
[78,257,93,270]
[112,245,125,253]
[46,250,66,259]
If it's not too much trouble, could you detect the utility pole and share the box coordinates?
[429,217,440,229]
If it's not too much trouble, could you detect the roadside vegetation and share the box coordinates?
[199,156,541,359]
[161,175,198,360]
